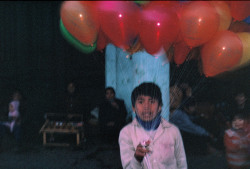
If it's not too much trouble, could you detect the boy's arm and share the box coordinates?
[119,127,142,169]
[174,128,188,169]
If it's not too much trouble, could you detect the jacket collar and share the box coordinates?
[132,117,172,128]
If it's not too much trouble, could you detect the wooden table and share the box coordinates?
[39,113,84,146]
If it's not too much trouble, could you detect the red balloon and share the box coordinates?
[60,1,99,45]
[201,31,243,77]
[97,1,140,50]
[138,2,180,55]
[230,1,250,21]
[96,29,111,51]
[174,41,191,65]
[180,1,220,47]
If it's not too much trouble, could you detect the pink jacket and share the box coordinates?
[119,118,187,169]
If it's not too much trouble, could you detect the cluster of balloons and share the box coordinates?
[60,1,250,77]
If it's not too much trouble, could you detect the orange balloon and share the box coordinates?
[210,1,232,31]
[230,1,250,21]
[180,1,220,47]
[60,1,99,45]
[201,31,243,77]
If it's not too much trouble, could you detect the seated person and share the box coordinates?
[169,85,215,155]
[62,82,82,115]
[99,87,127,143]
[0,101,22,149]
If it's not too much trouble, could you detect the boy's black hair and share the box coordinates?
[232,112,246,121]
[105,87,116,95]
[131,82,162,107]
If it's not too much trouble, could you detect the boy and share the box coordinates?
[119,82,187,169]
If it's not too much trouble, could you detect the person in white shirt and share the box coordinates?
[119,82,187,169]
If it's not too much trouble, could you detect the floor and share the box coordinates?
[0,134,228,169]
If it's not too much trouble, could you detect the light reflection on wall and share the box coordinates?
[105,44,170,120]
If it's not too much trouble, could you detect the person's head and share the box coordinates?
[12,90,22,101]
[131,82,162,122]
[234,92,247,106]
[232,113,246,130]
[169,85,183,110]
[67,82,75,94]
[105,87,116,101]
[179,83,192,98]
[184,97,196,115]
[9,101,19,112]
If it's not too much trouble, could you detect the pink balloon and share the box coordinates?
[201,31,243,77]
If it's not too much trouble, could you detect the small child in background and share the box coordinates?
[7,101,21,132]
[0,101,22,149]
[224,113,250,169]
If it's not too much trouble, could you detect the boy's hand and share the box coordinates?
[134,141,150,162]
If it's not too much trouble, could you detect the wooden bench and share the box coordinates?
[39,113,84,147]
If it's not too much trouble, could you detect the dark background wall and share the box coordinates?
[0,2,105,140]
[0,2,249,141]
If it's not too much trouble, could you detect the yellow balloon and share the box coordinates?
[232,32,250,70]
[210,1,232,31]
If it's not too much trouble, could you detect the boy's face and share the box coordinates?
[133,95,162,122]
[232,118,245,129]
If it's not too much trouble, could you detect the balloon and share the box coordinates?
[60,19,96,54]
[97,1,140,50]
[201,31,243,77]
[230,1,250,21]
[172,33,191,65]
[96,29,111,51]
[138,2,180,55]
[166,45,174,63]
[60,1,99,45]
[180,1,220,47]
[174,41,191,65]
[231,32,250,70]
[210,1,232,31]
